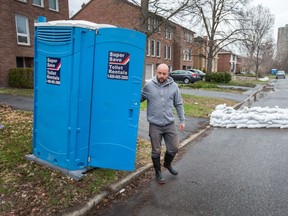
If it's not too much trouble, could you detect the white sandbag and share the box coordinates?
[226,124,237,128]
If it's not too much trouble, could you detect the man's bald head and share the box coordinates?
[156,63,169,83]
[157,63,169,73]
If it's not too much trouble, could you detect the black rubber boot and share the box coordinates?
[152,156,165,184]
[164,152,178,175]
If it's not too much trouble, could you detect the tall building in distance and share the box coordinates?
[277,24,288,65]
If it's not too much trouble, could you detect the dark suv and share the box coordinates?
[169,70,201,84]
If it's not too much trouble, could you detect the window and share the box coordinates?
[189,49,192,61]
[146,39,151,56]
[156,41,161,57]
[151,40,156,57]
[32,0,44,7]
[17,0,27,2]
[16,57,34,68]
[183,48,192,61]
[148,17,161,33]
[164,46,172,59]
[165,27,172,39]
[16,57,25,68]
[145,64,153,81]
[49,0,59,11]
[15,15,30,46]
[184,31,193,43]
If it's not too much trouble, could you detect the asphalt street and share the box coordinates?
[90,79,288,216]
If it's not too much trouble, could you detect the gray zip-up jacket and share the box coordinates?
[140,76,185,126]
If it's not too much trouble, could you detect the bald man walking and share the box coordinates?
[141,63,185,184]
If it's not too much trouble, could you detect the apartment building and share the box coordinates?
[277,24,288,64]
[0,0,69,86]
[72,0,195,81]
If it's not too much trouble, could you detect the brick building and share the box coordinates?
[217,49,240,73]
[72,0,195,81]
[0,0,69,86]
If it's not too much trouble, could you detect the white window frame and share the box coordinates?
[145,64,154,82]
[148,17,161,33]
[146,39,151,56]
[184,31,193,43]
[183,48,187,60]
[189,49,192,61]
[32,0,44,7]
[164,46,172,59]
[165,27,172,39]
[148,17,152,31]
[151,39,156,57]
[154,18,161,33]
[49,0,59,12]
[15,15,30,46]
[17,0,27,2]
[183,48,192,61]
[156,41,161,57]
[166,47,168,59]
[166,46,172,60]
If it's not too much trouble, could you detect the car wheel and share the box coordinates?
[183,78,190,84]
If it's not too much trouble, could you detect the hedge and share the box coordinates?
[205,72,232,83]
[8,68,34,89]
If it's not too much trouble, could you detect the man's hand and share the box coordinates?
[179,123,185,131]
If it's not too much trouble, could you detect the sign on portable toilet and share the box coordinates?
[26,19,146,180]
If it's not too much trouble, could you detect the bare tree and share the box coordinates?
[239,4,274,78]
[115,0,192,85]
[116,0,192,37]
[182,0,248,73]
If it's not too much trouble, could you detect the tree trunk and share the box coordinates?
[207,44,214,73]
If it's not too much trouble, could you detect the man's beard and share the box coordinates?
[157,77,166,83]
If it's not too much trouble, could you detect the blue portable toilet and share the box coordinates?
[271,69,277,75]
[27,20,146,180]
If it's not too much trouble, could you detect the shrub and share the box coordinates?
[8,68,34,89]
[205,72,231,83]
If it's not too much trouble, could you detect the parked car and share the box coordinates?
[169,70,201,84]
[276,70,286,79]
[188,69,206,80]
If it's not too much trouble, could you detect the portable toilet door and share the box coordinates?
[88,28,146,171]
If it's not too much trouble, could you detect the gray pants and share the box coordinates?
[149,122,179,158]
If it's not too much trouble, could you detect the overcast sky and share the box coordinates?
[68,0,287,41]
[68,0,90,17]
[252,0,288,41]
